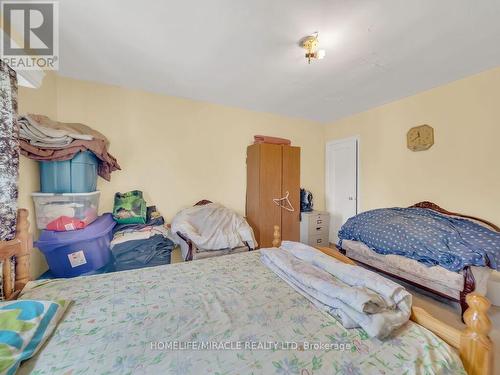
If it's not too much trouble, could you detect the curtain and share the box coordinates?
[0,60,19,241]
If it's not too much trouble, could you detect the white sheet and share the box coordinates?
[261,243,412,339]
[342,239,491,299]
[171,202,257,251]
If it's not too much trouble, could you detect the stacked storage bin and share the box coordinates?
[33,151,115,278]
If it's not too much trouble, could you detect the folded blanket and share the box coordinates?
[18,115,93,148]
[111,224,171,248]
[261,243,412,339]
[280,241,409,308]
[261,254,360,329]
[111,234,174,271]
[19,114,121,181]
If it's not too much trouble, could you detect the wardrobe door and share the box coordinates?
[246,144,262,244]
[281,146,300,241]
[259,144,282,247]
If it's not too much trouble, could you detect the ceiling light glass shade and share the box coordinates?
[300,33,326,63]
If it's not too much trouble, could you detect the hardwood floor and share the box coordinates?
[171,246,183,263]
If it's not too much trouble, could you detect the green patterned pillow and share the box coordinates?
[0,299,70,374]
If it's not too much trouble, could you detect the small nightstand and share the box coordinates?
[300,211,329,247]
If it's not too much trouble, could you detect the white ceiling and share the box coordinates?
[57,0,500,122]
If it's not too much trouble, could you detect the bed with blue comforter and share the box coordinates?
[338,207,500,272]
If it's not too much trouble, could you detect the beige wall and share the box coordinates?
[18,75,326,277]
[18,66,500,278]
[18,72,58,276]
[325,66,500,226]
[55,76,326,219]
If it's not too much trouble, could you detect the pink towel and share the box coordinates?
[254,135,291,145]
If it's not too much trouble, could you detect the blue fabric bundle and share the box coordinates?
[111,234,174,271]
[338,207,500,272]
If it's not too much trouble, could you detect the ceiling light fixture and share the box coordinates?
[300,32,326,64]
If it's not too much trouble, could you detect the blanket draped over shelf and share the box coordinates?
[171,202,257,250]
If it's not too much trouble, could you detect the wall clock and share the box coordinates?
[407,124,434,151]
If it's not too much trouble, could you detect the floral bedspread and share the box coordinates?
[19,251,465,375]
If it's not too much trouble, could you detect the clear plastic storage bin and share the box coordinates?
[32,191,100,230]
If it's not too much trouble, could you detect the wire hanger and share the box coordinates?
[273,191,295,212]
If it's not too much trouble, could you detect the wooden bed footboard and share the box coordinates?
[0,209,31,300]
[272,226,494,375]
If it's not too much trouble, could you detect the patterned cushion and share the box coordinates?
[0,299,70,374]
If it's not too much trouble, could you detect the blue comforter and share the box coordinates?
[338,208,500,272]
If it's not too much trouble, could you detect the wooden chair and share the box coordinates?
[176,200,252,261]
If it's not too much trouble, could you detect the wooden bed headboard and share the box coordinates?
[194,199,213,206]
[0,209,31,300]
[272,225,494,375]
[411,201,500,232]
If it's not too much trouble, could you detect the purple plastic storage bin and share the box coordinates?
[36,213,116,278]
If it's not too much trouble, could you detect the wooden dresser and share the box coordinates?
[246,143,300,248]
[300,211,330,247]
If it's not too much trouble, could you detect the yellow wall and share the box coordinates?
[55,76,326,219]
[325,66,500,226]
[18,72,58,276]
[18,75,326,277]
[19,66,500,278]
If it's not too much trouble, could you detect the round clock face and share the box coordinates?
[407,125,434,151]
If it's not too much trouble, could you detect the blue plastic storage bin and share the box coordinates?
[35,213,116,278]
[37,260,114,279]
[40,151,98,193]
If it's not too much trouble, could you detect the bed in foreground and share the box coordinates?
[20,251,466,374]
[1,213,493,375]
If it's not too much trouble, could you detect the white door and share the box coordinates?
[326,138,358,244]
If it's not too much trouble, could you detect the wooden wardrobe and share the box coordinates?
[246,143,300,248]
